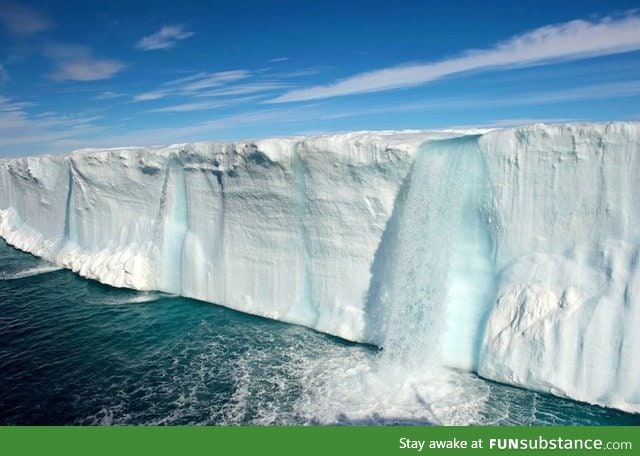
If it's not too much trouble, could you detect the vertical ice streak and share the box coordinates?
[157,161,188,294]
[205,166,226,301]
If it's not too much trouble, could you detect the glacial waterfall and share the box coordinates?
[368,136,496,371]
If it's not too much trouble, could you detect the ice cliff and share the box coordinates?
[0,123,638,413]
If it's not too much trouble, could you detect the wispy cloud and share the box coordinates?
[273,67,327,79]
[178,70,250,91]
[42,105,322,151]
[133,91,166,102]
[144,100,228,113]
[51,60,124,81]
[314,80,640,121]
[45,43,125,81]
[161,72,215,86]
[194,82,292,97]
[270,13,640,103]
[0,96,34,112]
[92,91,126,100]
[0,97,104,155]
[132,70,250,101]
[269,57,290,63]
[144,95,263,113]
[136,24,195,51]
[0,5,124,84]
[0,2,53,38]
[32,111,103,128]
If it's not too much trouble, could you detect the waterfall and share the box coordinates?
[368,135,496,371]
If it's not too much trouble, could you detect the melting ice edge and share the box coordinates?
[0,122,638,414]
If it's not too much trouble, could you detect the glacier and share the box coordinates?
[0,123,639,414]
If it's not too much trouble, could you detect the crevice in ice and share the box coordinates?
[63,161,77,243]
[213,170,223,190]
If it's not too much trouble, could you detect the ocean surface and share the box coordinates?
[1,239,638,425]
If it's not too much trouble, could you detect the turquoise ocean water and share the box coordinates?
[1,239,638,425]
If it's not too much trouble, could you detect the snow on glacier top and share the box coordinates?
[0,129,475,163]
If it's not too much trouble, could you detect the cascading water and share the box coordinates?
[300,136,501,424]
[368,135,496,372]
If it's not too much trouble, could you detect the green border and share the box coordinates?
[1,426,638,456]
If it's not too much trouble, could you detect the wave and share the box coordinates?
[101,291,177,306]
[0,264,63,280]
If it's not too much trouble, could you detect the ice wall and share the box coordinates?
[0,131,450,342]
[0,123,638,413]
[477,124,640,413]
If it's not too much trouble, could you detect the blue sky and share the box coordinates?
[0,0,639,156]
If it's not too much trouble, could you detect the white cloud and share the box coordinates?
[194,82,292,97]
[133,91,167,102]
[0,2,53,38]
[269,57,290,62]
[51,60,125,81]
[144,95,263,113]
[179,70,250,91]
[0,5,123,84]
[0,97,104,155]
[273,67,327,79]
[270,13,640,103]
[136,25,195,51]
[313,80,640,121]
[145,100,228,113]
[132,70,250,102]
[31,111,103,128]
[92,91,126,100]
[0,96,35,113]
[39,105,322,151]
[45,43,125,81]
